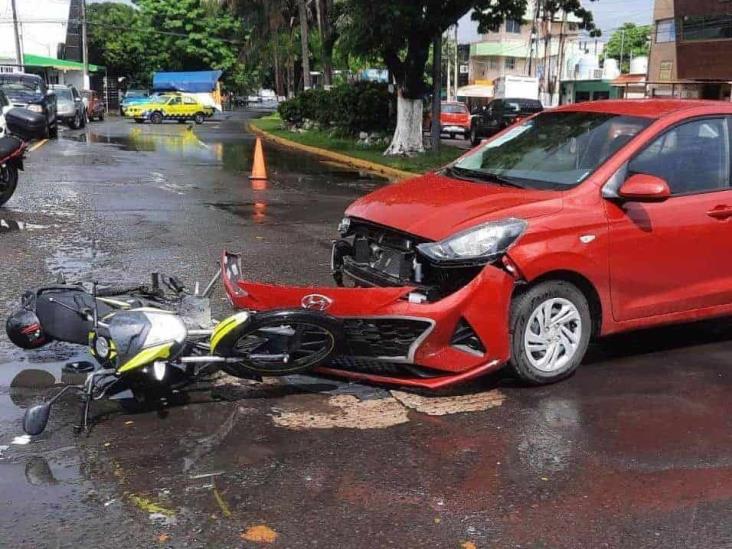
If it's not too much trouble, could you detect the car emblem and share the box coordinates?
[301,294,333,311]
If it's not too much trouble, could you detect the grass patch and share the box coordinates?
[250,113,464,174]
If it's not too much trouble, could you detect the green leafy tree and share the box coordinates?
[88,0,245,86]
[87,3,154,84]
[605,23,651,73]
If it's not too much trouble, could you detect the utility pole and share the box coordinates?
[454,24,459,100]
[446,33,451,102]
[431,34,442,154]
[619,28,626,73]
[81,0,89,88]
[10,0,23,71]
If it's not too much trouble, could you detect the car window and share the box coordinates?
[54,88,73,101]
[629,118,730,195]
[183,97,196,105]
[168,96,181,105]
[443,104,468,114]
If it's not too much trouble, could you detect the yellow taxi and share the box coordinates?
[125,94,214,124]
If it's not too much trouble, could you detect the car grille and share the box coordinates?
[327,356,442,378]
[343,318,433,359]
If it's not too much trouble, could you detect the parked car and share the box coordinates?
[332,100,732,386]
[424,101,472,139]
[470,97,544,145]
[0,73,58,138]
[82,90,105,121]
[50,85,86,129]
[120,89,150,116]
[124,94,214,124]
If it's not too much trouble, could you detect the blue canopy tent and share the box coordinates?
[152,71,222,93]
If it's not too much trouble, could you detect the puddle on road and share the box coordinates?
[0,219,51,233]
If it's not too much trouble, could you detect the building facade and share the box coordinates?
[0,0,98,89]
[648,0,732,100]
[467,9,586,105]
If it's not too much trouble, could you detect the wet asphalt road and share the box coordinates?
[0,113,730,548]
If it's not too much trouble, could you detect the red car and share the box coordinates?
[434,101,471,140]
[224,100,732,388]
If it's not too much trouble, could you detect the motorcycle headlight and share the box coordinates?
[417,218,527,264]
[94,336,110,359]
[27,105,43,113]
[337,217,351,236]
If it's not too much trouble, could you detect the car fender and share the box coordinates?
[507,227,612,334]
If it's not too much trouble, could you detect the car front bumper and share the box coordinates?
[221,251,514,389]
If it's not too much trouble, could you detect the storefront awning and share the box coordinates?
[457,84,494,98]
[23,54,104,73]
[152,71,222,93]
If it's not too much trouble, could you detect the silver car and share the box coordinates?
[49,85,86,129]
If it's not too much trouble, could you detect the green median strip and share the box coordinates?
[249,114,464,177]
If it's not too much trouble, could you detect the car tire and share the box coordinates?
[508,281,592,385]
[0,164,18,207]
[99,112,105,121]
[80,112,87,128]
[150,112,163,125]
[194,113,204,125]
[48,121,58,139]
[470,126,480,146]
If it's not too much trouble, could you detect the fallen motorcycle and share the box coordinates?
[7,271,343,435]
[0,108,47,207]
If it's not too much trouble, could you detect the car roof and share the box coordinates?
[0,73,43,83]
[553,99,732,119]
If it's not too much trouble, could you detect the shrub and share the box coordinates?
[278,82,395,136]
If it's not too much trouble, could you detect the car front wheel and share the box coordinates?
[194,113,204,125]
[150,112,164,125]
[508,281,591,385]
[470,126,480,146]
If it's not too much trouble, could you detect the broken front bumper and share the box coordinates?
[221,251,515,389]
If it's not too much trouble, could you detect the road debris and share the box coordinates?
[241,525,278,543]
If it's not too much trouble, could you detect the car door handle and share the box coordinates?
[707,205,732,220]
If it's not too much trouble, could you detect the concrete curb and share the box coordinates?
[248,121,418,181]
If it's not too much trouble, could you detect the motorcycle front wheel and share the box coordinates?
[0,164,18,207]
[214,309,344,377]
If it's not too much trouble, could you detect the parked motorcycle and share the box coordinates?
[0,108,48,207]
[7,270,342,435]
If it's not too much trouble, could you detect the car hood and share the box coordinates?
[345,172,563,241]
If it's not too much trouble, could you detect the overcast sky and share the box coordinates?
[458,0,655,43]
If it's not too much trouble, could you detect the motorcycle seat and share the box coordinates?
[0,136,22,161]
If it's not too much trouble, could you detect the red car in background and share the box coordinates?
[424,101,472,140]
[226,100,732,389]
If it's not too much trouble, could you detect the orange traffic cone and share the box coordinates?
[250,137,268,180]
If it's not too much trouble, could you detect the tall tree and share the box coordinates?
[297,0,312,89]
[605,23,651,73]
[341,0,596,156]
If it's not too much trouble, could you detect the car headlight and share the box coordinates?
[417,218,527,264]
[337,217,351,236]
[27,105,43,113]
[94,336,110,359]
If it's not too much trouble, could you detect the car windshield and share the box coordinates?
[443,104,468,114]
[0,81,42,95]
[54,88,73,101]
[449,111,651,190]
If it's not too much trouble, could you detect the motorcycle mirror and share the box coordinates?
[23,403,51,436]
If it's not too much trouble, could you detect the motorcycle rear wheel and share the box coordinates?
[0,164,18,207]
[215,309,344,377]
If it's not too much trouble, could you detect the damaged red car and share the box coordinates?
[224,100,732,389]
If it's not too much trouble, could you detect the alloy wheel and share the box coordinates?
[523,298,582,373]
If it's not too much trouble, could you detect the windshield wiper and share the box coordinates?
[445,166,526,189]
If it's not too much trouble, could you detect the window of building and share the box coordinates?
[682,14,732,41]
[489,58,499,70]
[506,19,521,33]
[505,57,516,70]
[658,61,673,81]
[655,19,676,43]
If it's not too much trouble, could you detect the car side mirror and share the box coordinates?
[618,173,671,202]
